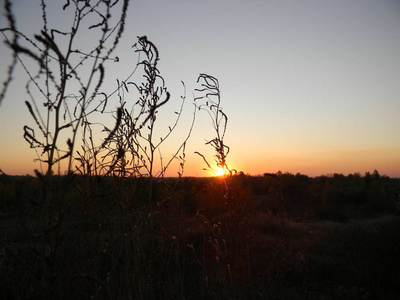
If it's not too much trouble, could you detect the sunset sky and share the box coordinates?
[0,0,399,177]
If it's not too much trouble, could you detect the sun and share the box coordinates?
[214,167,228,177]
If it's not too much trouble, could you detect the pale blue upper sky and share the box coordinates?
[1,0,399,177]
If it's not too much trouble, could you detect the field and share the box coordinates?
[1,172,400,299]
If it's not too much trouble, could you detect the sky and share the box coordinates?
[0,0,399,177]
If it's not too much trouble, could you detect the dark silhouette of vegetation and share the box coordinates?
[1,172,400,298]
[194,74,233,177]
[1,1,132,297]
[0,1,193,298]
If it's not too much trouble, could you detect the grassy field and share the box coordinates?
[1,173,400,299]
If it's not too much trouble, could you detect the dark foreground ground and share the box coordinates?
[1,172,400,299]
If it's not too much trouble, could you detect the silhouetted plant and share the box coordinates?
[1,1,130,297]
[0,0,18,105]
[100,37,190,176]
[191,74,261,296]
[194,73,234,177]
[2,0,129,176]
[94,36,195,208]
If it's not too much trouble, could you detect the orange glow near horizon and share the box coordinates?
[0,147,399,178]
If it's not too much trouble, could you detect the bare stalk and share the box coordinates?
[194,74,234,177]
